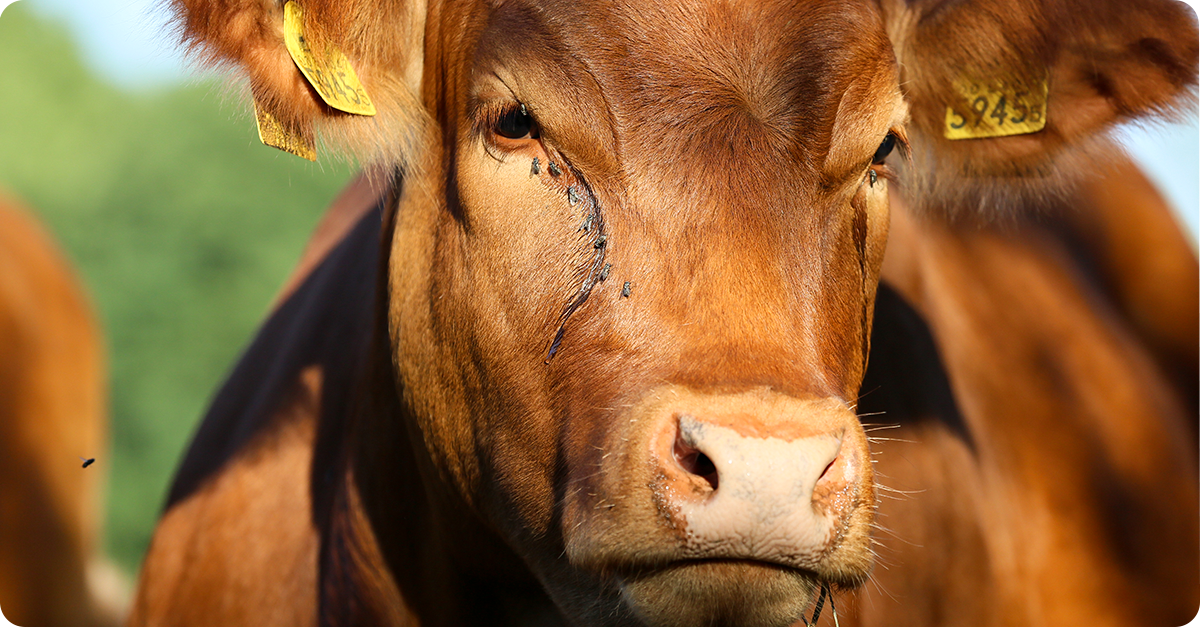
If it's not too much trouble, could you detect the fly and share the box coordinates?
[79,457,95,468]
[531,157,540,176]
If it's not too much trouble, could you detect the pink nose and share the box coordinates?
[650,404,861,570]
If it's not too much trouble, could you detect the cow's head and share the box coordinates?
[173,0,1196,622]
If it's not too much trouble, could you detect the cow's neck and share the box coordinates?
[318,185,560,625]
[334,411,559,624]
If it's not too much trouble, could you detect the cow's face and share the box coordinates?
[173,0,1197,620]
[388,0,900,622]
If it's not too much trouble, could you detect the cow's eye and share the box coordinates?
[873,133,897,165]
[495,104,537,140]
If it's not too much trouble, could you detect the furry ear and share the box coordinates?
[171,0,430,163]
[881,0,1198,216]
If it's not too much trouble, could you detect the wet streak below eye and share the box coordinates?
[544,167,607,364]
[544,327,566,364]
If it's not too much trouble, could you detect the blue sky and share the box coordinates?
[2,0,1198,241]
[14,0,203,86]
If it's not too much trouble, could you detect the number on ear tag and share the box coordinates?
[254,98,317,161]
[944,75,1048,140]
[283,1,376,116]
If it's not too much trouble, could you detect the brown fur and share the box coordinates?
[848,178,1198,624]
[0,194,122,625]
[169,0,431,163]
[134,0,1197,624]
[882,0,1198,217]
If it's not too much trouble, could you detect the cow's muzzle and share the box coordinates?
[561,387,875,624]
[650,413,857,570]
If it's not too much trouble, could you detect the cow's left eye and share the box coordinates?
[873,133,897,165]
[495,104,538,140]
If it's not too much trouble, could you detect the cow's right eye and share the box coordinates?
[873,133,897,165]
[495,104,538,140]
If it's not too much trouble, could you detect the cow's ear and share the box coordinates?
[881,0,1198,216]
[171,0,429,162]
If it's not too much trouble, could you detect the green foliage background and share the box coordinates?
[0,3,355,574]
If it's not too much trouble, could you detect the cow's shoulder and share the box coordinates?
[1062,156,1199,414]
[881,154,1197,422]
[866,157,1199,624]
[130,175,388,625]
[130,367,322,625]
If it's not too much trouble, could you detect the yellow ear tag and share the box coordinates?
[283,1,376,116]
[254,98,317,161]
[944,76,1048,140]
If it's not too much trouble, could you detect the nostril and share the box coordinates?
[819,456,837,482]
[684,451,719,490]
[673,430,720,491]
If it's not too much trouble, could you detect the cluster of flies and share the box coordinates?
[534,155,632,364]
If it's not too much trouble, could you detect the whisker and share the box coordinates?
[867,571,900,604]
[866,436,916,444]
[868,548,898,570]
[870,522,923,548]
[855,385,882,403]
[874,483,925,496]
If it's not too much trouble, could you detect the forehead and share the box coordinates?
[475,0,902,181]
[486,0,891,63]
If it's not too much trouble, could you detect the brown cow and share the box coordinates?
[0,194,125,625]
[131,0,1198,624]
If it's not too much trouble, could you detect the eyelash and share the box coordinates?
[473,101,539,144]
[867,130,910,183]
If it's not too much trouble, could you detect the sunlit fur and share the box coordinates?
[131,0,1200,624]
[880,0,1198,218]
[167,0,432,165]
